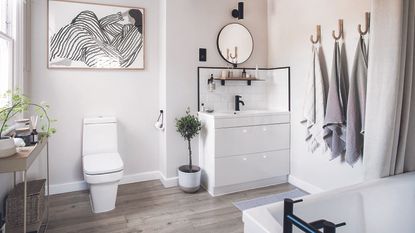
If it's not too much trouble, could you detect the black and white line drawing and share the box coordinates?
[48,1,144,69]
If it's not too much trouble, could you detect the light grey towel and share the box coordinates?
[301,45,328,152]
[346,37,368,165]
[324,42,349,159]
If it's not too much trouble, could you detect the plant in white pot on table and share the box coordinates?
[176,108,202,193]
[0,91,56,158]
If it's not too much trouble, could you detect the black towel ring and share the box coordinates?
[156,110,164,128]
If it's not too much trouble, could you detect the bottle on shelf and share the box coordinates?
[242,68,247,78]
[31,129,39,145]
[208,74,216,92]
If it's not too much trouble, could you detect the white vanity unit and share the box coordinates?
[198,110,290,196]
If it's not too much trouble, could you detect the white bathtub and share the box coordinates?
[243,172,415,233]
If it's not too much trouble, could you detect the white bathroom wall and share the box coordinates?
[267,0,370,191]
[27,0,162,192]
[160,0,269,179]
[0,0,269,196]
[267,69,290,111]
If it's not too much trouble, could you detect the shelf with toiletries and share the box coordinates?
[213,77,264,86]
[212,67,264,86]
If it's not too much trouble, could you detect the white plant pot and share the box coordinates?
[178,165,201,193]
[0,137,17,158]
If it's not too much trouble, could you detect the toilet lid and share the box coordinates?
[83,153,124,175]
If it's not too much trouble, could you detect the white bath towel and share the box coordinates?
[323,42,349,159]
[346,37,368,166]
[301,45,328,152]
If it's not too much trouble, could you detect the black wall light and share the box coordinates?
[232,2,244,20]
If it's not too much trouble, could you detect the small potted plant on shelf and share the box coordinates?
[0,90,56,158]
[176,107,202,193]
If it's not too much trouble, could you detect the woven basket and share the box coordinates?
[5,179,46,227]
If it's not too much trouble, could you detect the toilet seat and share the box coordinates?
[83,153,124,175]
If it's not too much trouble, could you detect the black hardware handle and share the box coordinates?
[335,222,346,228]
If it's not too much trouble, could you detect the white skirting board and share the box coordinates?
[49,171,178,195]
[48,172,324,195]
[288,175,324,194]
[159,172,178,188]
[120,171,161,185]
[49,180,89,195]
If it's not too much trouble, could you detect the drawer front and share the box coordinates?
[215,150,289,187]
[215,123,290,157]
[215,114,290,128]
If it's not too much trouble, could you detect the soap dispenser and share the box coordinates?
[208,74,216,92]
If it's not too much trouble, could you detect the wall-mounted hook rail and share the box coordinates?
[332,19,344,40]
[358,12,371,35]
[310,25,321,44]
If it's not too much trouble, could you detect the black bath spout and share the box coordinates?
[283,198,346,233]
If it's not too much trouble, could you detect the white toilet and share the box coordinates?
[82,117,124,213]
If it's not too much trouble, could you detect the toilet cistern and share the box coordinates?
[235,95,245,111]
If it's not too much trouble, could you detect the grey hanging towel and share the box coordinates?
[323,41,349,159]
[346,37,368,165]
[301,45,327,152]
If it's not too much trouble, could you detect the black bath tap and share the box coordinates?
[235,95,245,111]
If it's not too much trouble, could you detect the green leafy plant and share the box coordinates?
[0,90,56,139]
[176,107,202,172]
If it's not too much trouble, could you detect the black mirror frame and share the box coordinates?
[216,23,254,67]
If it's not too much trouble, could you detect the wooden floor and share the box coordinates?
[47,181,295,233]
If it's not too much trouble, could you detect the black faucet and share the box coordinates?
[235,95,245,111]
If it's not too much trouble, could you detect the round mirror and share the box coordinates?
[217,23,254,65]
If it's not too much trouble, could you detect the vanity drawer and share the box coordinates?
[215,150,289,187]
[215,123,290,157]
[215,113,290,128]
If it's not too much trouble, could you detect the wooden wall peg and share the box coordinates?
[310,25,321,44]
[332,19,344,40]
[358,12,371,35]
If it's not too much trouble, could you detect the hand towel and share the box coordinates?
[346,37,368,165]
[301,45,328,152]
[323,41,349,159]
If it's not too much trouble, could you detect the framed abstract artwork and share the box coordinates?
[48,0,145,70]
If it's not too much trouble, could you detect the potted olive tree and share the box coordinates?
[176,108,202,193]
[0,91,56,158]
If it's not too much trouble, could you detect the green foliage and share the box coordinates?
[0,90,57,138]
[176,108,202,141]
[176,108,202,170]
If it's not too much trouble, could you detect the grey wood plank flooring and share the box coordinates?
[47,181,295,233]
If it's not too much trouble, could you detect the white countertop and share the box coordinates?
[198,110,290,119]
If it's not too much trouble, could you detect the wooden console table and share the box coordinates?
[0,139,50,233]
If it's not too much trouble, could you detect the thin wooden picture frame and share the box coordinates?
[47,0,145,70]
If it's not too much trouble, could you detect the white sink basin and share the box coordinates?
[198,110,290,130]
